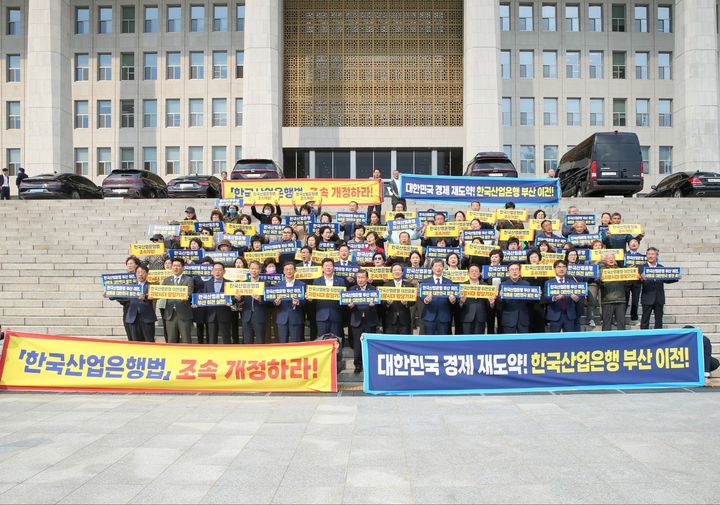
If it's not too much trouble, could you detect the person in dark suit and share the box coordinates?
[383,262,414,334]
[160,258,195,343]
[497,262,531,334]
[543,260,583,332]
[313,258,347,337]
[274,262,306,343]
[0,168,9,200]
[457,264,489,335]
[202,262,233,344]
[389,169,406,210]
[339,201,360,241]
[348,269,380,373]
[108,256,141,341]
[125,263,156,342]
[640,247,678,329]
[420,259,457,335]
[240,261,267,344]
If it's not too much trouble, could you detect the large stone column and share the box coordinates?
[674,0,720,172]
[242,0,283,163]
[463,0,502,159]
[24,0,73,174]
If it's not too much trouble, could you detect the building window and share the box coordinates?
[5,101,20,129]
[544,145,558,172]
[167,5,181,32]
[520,145,536,174]
[611,4,625,32]
[97,147,112,175]
[565,4,580,31]
[212,4,228,32]
[144,6,158,33]
[98,53,112,81]
[121,5,135,33]
[565,51,580,78]
[235,98,243,126]
[190,5,205,32]
[167,52,181,79]
[212,146,227,172]
[613,98,626,126]
[519,4,533,31]
[166,146,180,175]
[6,148,20,175]
[236,2,245,31]
[143,99,157,127]
[98,6,113,34]
[588,4,602,32]
[120,53,135,80]
[635,52,649,80]
[120,99,135,128]
[75,7,90,34]
[542,51,557,78]
[659,146,672,174]
[635,5,648,32]
[502,145,513,160]
[566,98,581,126]
[6,54,20,83]
[7,8,21,36]
[235,145,243,162]
[519,50,533,79]
[166,99,181,127]
[502,97,512,126]
[97,100,111,129]
[236,51,244,78]
[520,97,534,126]
[74,148,89,176]
[212,51,227,79]
[190,51,204,79]
[658,99,672,127]
[590,98,604,126]
[74,100,89,129]
[612,51,626,79]
[640,146,650,173]
[189,146,203,174]
[542,4,556,31]
[143,147,157,173]
[658,52,672,80]
[120,147,134,169]
[657,5,671,33]
[143,52,157,80]
[189,98,204,127]
[543,98,558,126]
[500,50,511,79]
[212,98,227,127]
[635,98,649,127]
[589,51,603,79]
[75,53,89,81]
[499,4,510,31]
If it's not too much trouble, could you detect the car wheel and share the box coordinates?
[71,190,80,199]
[575,186,584,198]
[149,190,157,198]
[672,189,683,198]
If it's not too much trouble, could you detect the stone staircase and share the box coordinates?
[0,197,718,383]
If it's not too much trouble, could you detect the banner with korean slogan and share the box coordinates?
[539,252,566,265]
[147,269,173,284]
[466,210,496,224]
[180,235,215,249]
[419,284,461,298]
[499,229,535,242]
[191,293,233,307]
[499,284,542,300]
[624,253,648,267]
[101,273,137,286]
[130,242,165,256]
[425,224,462,238]
[546,282,588,298]
[386,243,423,258]
[564,214,596,226]
[482,265,508,279]
[642,267,682,281]
[495,209,528,221]
[339,290,381,306]
[243,250,279,264]
[312,250,340,264]
[568,264,599,279]
[377,286,418,302]
[224,268,250,282]
[336,212,366,224]
[104,284,143,299]
[403,267,432,281]
[224,282,265,297]
[444,270,470,283]
[215,197,244,208]
[264,285,305,301]
[460,284,498,299]
[462,229,497,242]
[600,267,639,282]
[464,243,495,258]
[148,224,181,238]
[306,285,347,301]
[222,178,383,206]
[295,266,323,281]
[385,210,417,222]
[149,285,189,300]
[225,223,257,236]
[365,267,392,282]
[387,218,420,232]
[608,224,644,236]
[521,264,555,278]
[590,249,625,263]
[528,219,561,231]
[0,331,337,393]
[361,327,704,395]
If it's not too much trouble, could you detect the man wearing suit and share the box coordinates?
[161,258,194,343]
[340,201,360,241]
[420,259,457,335]
[640,247,678,329]
[543,260,583,332]
[274,262,306,343]
[202,262,233,344]
[497,262,531,334]
[348,270,380,373]
[313,258,347,337]
[457,264,489,335]
[383,262,414,334]
[389,170,406,210]
[241,261,267,344]
[0,168,10,200]
[108,256,141,341]
[125,263,156,342]
[295,246,317,338]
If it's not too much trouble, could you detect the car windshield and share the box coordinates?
[594,142,640,162]
[109,171,142,178]
[472,160,514,171]
[234,162,274,171]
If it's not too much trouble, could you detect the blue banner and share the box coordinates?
[482,265,508,279]
[214,198,244,208]
[284,214,315,227]
[399,174,561,205]
[501,250,528,263]
[567,264,599,279]
[362,328,704,395]
[339,290,381,306]
[425,246,462,259]
[624,253,647,267]
[191,293,233,307]
[642,266,682,281]
[336,212,366,224]
[546,282,588,297]
[418,210,448,222]
[500,284,542,300]
[388,218,420,232]
[263,285,305,301]
[193,221,225,234]
[564,214,596,226]
[418,284,461,298]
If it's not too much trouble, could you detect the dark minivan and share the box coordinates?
[464,152,518,177]
[230,159,283,180]
[557,132,643,197]
[101,169,168,198]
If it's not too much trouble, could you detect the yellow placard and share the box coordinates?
[496,209,528,221]
[521,264,555,278]
[385,210,417,221]
[295,190,321,202]
[243,250,280,263]
[467,210,497,224]
[425,224,461,238]
[177,220,197,233]
[223,179,383,206]
[225,281,265,296]
[444,270,470,283]
[364,225,388,236]
[464,243,495,257]
[608,224,644,236]
[590,249,625,263]
[225,223,257,236]
[528,219,561,231]
[386,243,423,258]
[149,284,189,300]
[147,269,173,284]
[306,285,346,301]
[311,250,340,263]
[499,229,535,242]
[296,266,323,280]
[130,242,165,256]
[378,286,418,302]
[540,252,566,264]
[460,284,499,299]
[180,235,215,249]
[366,267,392,281]
[224,268,250,282]
[0,331,337,393]
[601,267,639,282]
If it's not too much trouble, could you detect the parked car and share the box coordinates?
[19,173,102,200]
[557,131,643,197]
[463,152,518,178]
[646,171,720,198]
[230,159,283,180]
[167,175,222,198]
[101,169,167,198]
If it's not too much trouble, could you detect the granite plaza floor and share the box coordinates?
[0,390,716,504]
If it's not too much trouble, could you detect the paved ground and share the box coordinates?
[0,391,717,504]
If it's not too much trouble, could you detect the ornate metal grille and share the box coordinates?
[284,0,463,127]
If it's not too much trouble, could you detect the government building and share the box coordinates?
[1,0,718,188]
